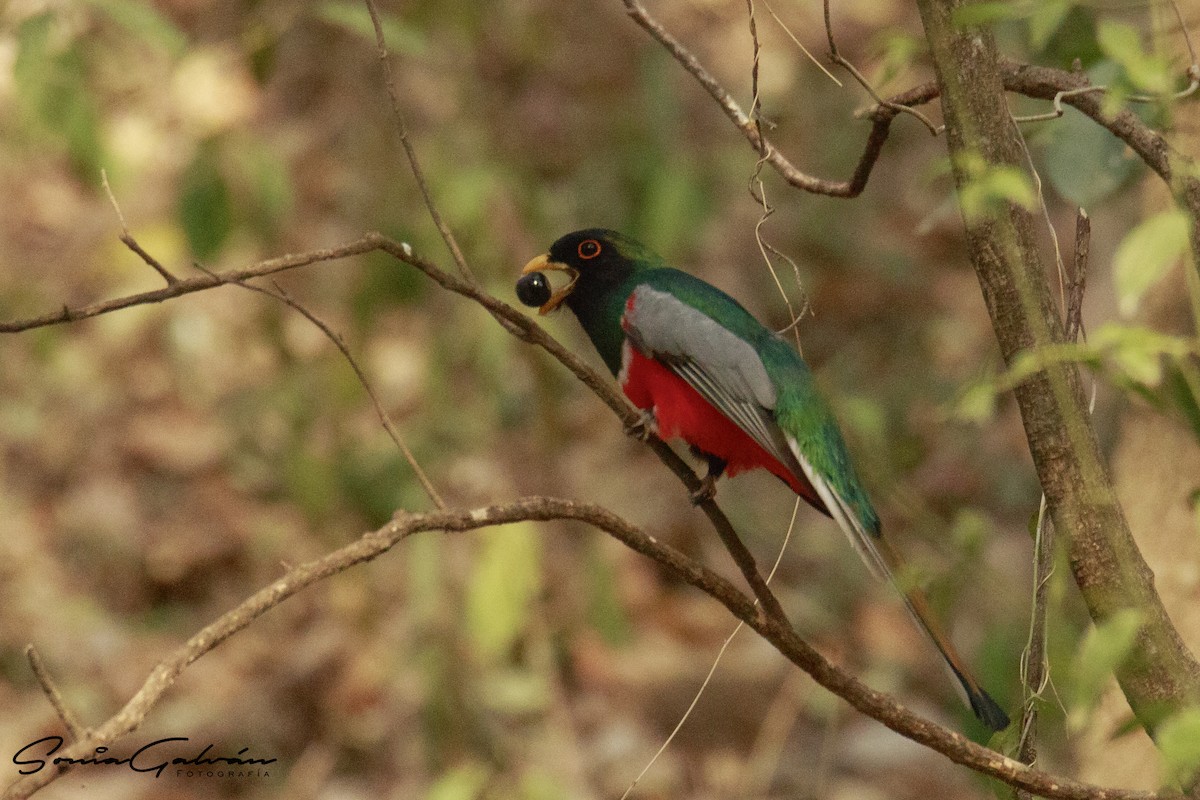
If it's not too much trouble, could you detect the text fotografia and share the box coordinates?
[13,736,276,779]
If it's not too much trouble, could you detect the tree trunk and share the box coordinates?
[914,0,1200,734]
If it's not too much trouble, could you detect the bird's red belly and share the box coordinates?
[620,345,819,504]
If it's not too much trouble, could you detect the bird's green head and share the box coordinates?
[520,229,662,315]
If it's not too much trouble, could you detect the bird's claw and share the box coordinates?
[689,474,719,505]
[624,409,656,442]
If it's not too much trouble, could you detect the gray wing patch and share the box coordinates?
[625,286,800,474]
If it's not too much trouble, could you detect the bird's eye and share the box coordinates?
[578,239,602,260]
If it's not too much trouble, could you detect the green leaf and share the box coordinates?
[1113,209,1190,316]
[870,32,922,88]
[13,13,54,122]
[466,522,542,663]
[1029,1,1071,50]
[954,382,997,422]
[1043,101,1142,207]
[519,769,566,800]
[1162,360,1200,442]
[178,140,232,261]
[959,161,1036,221]
[1158,707,1200,785]
[228,136,295,241]
[1036,7,1104,68]
[1091,324,1188,388]
[1067,608,1144,730]
[585,544,631,646]
[1097,21,1173,94]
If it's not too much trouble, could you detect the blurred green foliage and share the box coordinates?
[1157,707,1200,787]
[2,0,1199,797]
[179,139,233,260]
[1067,608,1145,730]
[13,12,105,179]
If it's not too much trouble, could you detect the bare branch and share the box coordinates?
[823,0,940,134]
[362,0,475,285]
[209,272,447,510]
[621,0,934,198]
[101,169,180,286]
[0,238,382,334]
[6,495,1176,800]
[24,646,86,742]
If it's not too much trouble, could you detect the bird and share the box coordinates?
[517,228,1010,732]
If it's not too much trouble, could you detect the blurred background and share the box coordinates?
[1,0,1198,798]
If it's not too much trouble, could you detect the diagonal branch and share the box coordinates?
[363,0,475,285]
[620,0,935,198]
[0,230,785,623]
[5,495,1175,800]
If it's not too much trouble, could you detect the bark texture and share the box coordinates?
[915,0,1200,733]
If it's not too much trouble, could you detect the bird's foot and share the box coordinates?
[624,409,657,442]
[689,473,719,505]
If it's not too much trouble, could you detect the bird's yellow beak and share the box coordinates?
[521,253,579,315]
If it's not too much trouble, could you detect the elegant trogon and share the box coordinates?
[518,228,1009,732]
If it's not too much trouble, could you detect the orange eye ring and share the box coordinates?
[578,239,602,260]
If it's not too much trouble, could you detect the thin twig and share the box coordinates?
[24,646,86,742]
[1016,496,1054,788]
[1016,208,1089,792]
[761,0,840,87]
[205,270,447,510]
[362,0,475,285]
[101,169,179,286]
[823,0,940,135]
[0,238,382,334]
[743,0,809,347]
[621,0,936,198]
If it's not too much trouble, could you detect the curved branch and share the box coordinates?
[622,0,1200,243]
[621,0,936,198]
[998,59,1200,269]
[5,496,1174,800]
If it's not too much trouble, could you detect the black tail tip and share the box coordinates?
[969,688,1010,732]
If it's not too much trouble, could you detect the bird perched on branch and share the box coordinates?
[517,228,1009,732]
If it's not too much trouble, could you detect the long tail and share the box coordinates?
[787,441,1009,730]
[874,536,1010,731]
